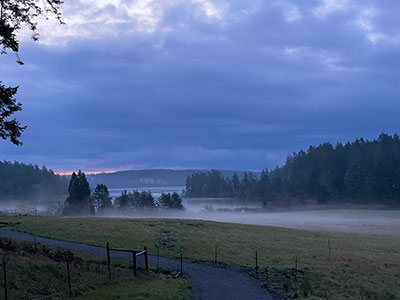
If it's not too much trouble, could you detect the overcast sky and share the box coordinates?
[1,0,400,173]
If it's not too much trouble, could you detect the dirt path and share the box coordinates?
[0,228,281,300]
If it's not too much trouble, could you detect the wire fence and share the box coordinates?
[0,238,148,300]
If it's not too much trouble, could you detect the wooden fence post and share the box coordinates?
[328,238,331,258]
[144,247,149,272]
[255,251,259,274]
[294,256,298,296]
[132,251,136,277]
[106,242,111,281]
[214,245,218,264]
[34,235,37,250]
[67,261,72,298]
[156,245,160,270]
[3,255,7,300]
[133,251,137,276]
[180,253,183,277]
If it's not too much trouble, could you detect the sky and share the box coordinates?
[1,0,400,173]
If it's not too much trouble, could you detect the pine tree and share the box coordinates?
[171,192,183,209]
[93,184,112,213]
[231,172,240,196]
[115,190,131,210]
[63,170,94,215]
[159,192,183,209]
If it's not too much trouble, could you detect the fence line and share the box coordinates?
[1,237,263,299]
[2,255,7,300]
[106,242,149,280]
[0,239,149,300]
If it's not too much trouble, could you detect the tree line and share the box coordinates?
[184,133,400,206]
[0,161,68,202]
[63,170,183,215]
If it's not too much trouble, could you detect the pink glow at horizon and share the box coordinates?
[54,170,117,176]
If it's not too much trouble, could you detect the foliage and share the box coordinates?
[115,190,156,210]
[184,169,235,198]
[63,170,94,215]
[185,133,400,206]
[134,190,156,208]
[114,190,131,210]
[0,0,63,62]
[0,0,63,145]
[92,184,112,212]
[158,192,183,209]
[0,82,25,145]
[0,160,68,202]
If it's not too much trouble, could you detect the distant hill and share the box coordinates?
[0,161,68,203]
[86,169,260,188]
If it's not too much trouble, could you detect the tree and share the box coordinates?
[0,160,68,201]
[158,192,172,208]
[0,0,63,145]
[135,191,155,208]
[171,192,183,209]
[63,170,94,215]
[115,190,156,210]
[92,184,112,213]
[158,192,183,209]
[0,82,25,145]
[0,0,63,62]
[231,172,240,196]
[115,190,131,210]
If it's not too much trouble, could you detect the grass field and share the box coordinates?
[76,274,192,300]
[1,215,400,299]
[0,237,191,300]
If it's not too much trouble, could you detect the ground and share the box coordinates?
[1,215,400,299]
[76,274,192,300]
[0,237,191,300]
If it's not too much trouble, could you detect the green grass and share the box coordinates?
[2,215,400,299]
[76,274,191,300]
[0,240,129,299]
[0,237,192,300]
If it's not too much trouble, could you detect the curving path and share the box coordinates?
[0,228,281,300]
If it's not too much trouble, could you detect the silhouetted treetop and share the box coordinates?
[0,81,25,145]
[0,0,63,64]
[0,0,63,145]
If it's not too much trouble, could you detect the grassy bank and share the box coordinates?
[1,216,400,299]
[0,237,191,300]
[76,274,192,300]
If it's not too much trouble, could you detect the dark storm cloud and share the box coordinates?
[1,0,400,172]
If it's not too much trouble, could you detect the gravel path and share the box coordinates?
[0,228,279,300]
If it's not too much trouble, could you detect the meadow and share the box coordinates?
[1,215,400,299]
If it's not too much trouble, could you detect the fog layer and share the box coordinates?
[103,198,400,236]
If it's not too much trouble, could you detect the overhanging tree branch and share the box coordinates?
[0,0,63,145]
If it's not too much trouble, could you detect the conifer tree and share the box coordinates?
[63,170,94,215]
[93,184,112,212]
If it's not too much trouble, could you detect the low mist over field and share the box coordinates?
[101,196,400,236]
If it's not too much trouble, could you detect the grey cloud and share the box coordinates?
[1,0,400,172]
